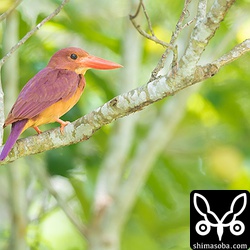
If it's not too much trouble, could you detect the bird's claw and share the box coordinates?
[34,126,42,134]
[56,118,70,134]
[60,121,70,134]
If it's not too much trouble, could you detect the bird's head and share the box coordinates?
[47,47,122,75]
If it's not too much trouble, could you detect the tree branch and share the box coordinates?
[0,0,70,67]
[213,39,250,68]
[149,0,194,80]
[178,0,236,73]
[0,0,23,23]
[129,0,174,50]
[0,38,249,166]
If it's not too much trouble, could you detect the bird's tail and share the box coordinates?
[0,120,28,161]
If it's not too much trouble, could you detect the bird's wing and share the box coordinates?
[5,68,81,124]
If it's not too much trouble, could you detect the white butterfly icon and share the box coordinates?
[193,193,246,241]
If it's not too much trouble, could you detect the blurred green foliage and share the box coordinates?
[0,0,250,249]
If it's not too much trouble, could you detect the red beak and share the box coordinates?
[80,55,122,70]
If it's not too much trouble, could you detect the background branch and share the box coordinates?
[129,1,174,50]
[2,10,28,250]
[0,0,23,23]
[150,0,193,80]
[0,0,70,67]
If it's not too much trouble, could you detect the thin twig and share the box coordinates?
[129,0,142,19]
[181,18,196,30]
[0,0,70,67]
[173,0,193,40]
[0,0,23,23]
[129,1,174,50]
[141,1,154,37]
[129,17,173,49]
[130,0,177,82]
[149,0,193,81]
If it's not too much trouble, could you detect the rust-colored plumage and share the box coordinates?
[0,47,122,160]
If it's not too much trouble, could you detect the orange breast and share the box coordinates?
[23,78,85,131]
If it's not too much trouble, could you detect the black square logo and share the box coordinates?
[190,190,250,250]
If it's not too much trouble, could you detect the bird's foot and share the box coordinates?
[56,118,70,134]
[33,126,42,134]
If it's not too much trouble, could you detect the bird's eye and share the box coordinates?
[70,54,78,60]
